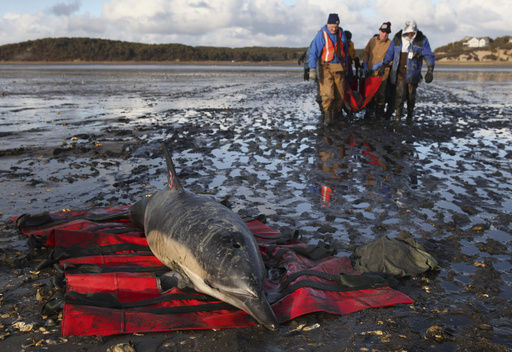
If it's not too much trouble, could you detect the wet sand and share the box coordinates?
[1,65,511,351]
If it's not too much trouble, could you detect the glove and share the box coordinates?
[425,66,434,83]
[304,68,310,81]
[363,62,369,77]
[372,62,383,72]
[377,64,386,77]
[309,69,317,81]
[298,51,306,66]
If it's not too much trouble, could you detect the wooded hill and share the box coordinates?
[434,35,512,61]
[0,37,307,63]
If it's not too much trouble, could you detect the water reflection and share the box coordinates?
[433,70,512,82]
[311,127,418,206]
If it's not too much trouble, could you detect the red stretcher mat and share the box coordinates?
[12,207,414,336]
[345,76,383,112]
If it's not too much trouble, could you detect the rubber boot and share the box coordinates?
[385,106,393,120]
[395,81,407,123]
[324,112,333,127]
[375,104,385,119]
[335,109,346,125]
[395,107,402,123]
[406,100,415,123]
[364,101,375,120]
[406,107,413,123]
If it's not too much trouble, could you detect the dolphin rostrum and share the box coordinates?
[129,146,279,330]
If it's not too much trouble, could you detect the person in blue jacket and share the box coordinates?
[379,18,435,123]
[308,13,350,127]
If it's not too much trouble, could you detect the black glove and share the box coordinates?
[425,66,434,83]
[304,68,310,81]
[377,64,386,77]
[298,51,306,66]
[353,57,360,70]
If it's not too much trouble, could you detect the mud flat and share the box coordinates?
[0,65,511,351]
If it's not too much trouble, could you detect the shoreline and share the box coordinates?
[1,60,512,67]
[0,60,301,67]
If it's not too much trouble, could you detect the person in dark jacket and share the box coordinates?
[379,18,435,123]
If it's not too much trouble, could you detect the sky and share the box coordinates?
[0,0,510,50]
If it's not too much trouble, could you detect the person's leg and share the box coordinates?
[385,80,396,120]
[365,100,375,120]
[332,71,347,122]
[406,83,418,123]
[319,64,335,126]
[332,83,344,118]
[395,79,407,122]
[374,78,386,119]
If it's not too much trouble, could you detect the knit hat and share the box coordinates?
[379,22,391,33]
[327,13,340,25]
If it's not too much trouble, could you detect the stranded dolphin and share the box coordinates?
[128,146,278,331]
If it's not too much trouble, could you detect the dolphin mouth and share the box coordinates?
[201,278,279,330]
[229,292,279,331]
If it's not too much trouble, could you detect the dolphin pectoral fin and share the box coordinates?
[157,271,194,292]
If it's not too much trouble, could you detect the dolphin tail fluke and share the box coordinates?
[163,145,184,192]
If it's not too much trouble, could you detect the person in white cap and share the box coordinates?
[379,18,435,123]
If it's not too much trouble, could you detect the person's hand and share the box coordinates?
[425,66,434,83]
[309,69,317,81]
[372,62,383,72]
[363,62,369,77]
[353,57,360,70]
[298,51,306,66]
[377,64,386,77]
[304,68,310,81]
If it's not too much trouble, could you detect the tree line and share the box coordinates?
[0,37,307,63]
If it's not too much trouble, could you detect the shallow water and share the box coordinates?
[1,64,511,350]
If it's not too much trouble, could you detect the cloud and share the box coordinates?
[67,14,107,35]
[51,0,82,16]
[0,0,511,49]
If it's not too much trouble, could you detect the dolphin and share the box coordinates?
[128,146,279,331]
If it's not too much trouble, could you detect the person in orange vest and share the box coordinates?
[308,13,350,127]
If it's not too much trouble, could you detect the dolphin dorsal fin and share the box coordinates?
[164,146,184,192]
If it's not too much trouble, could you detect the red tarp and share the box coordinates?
[12,207,414,336]
[345,76,383,112]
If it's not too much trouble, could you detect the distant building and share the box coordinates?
[463,37,490,48]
